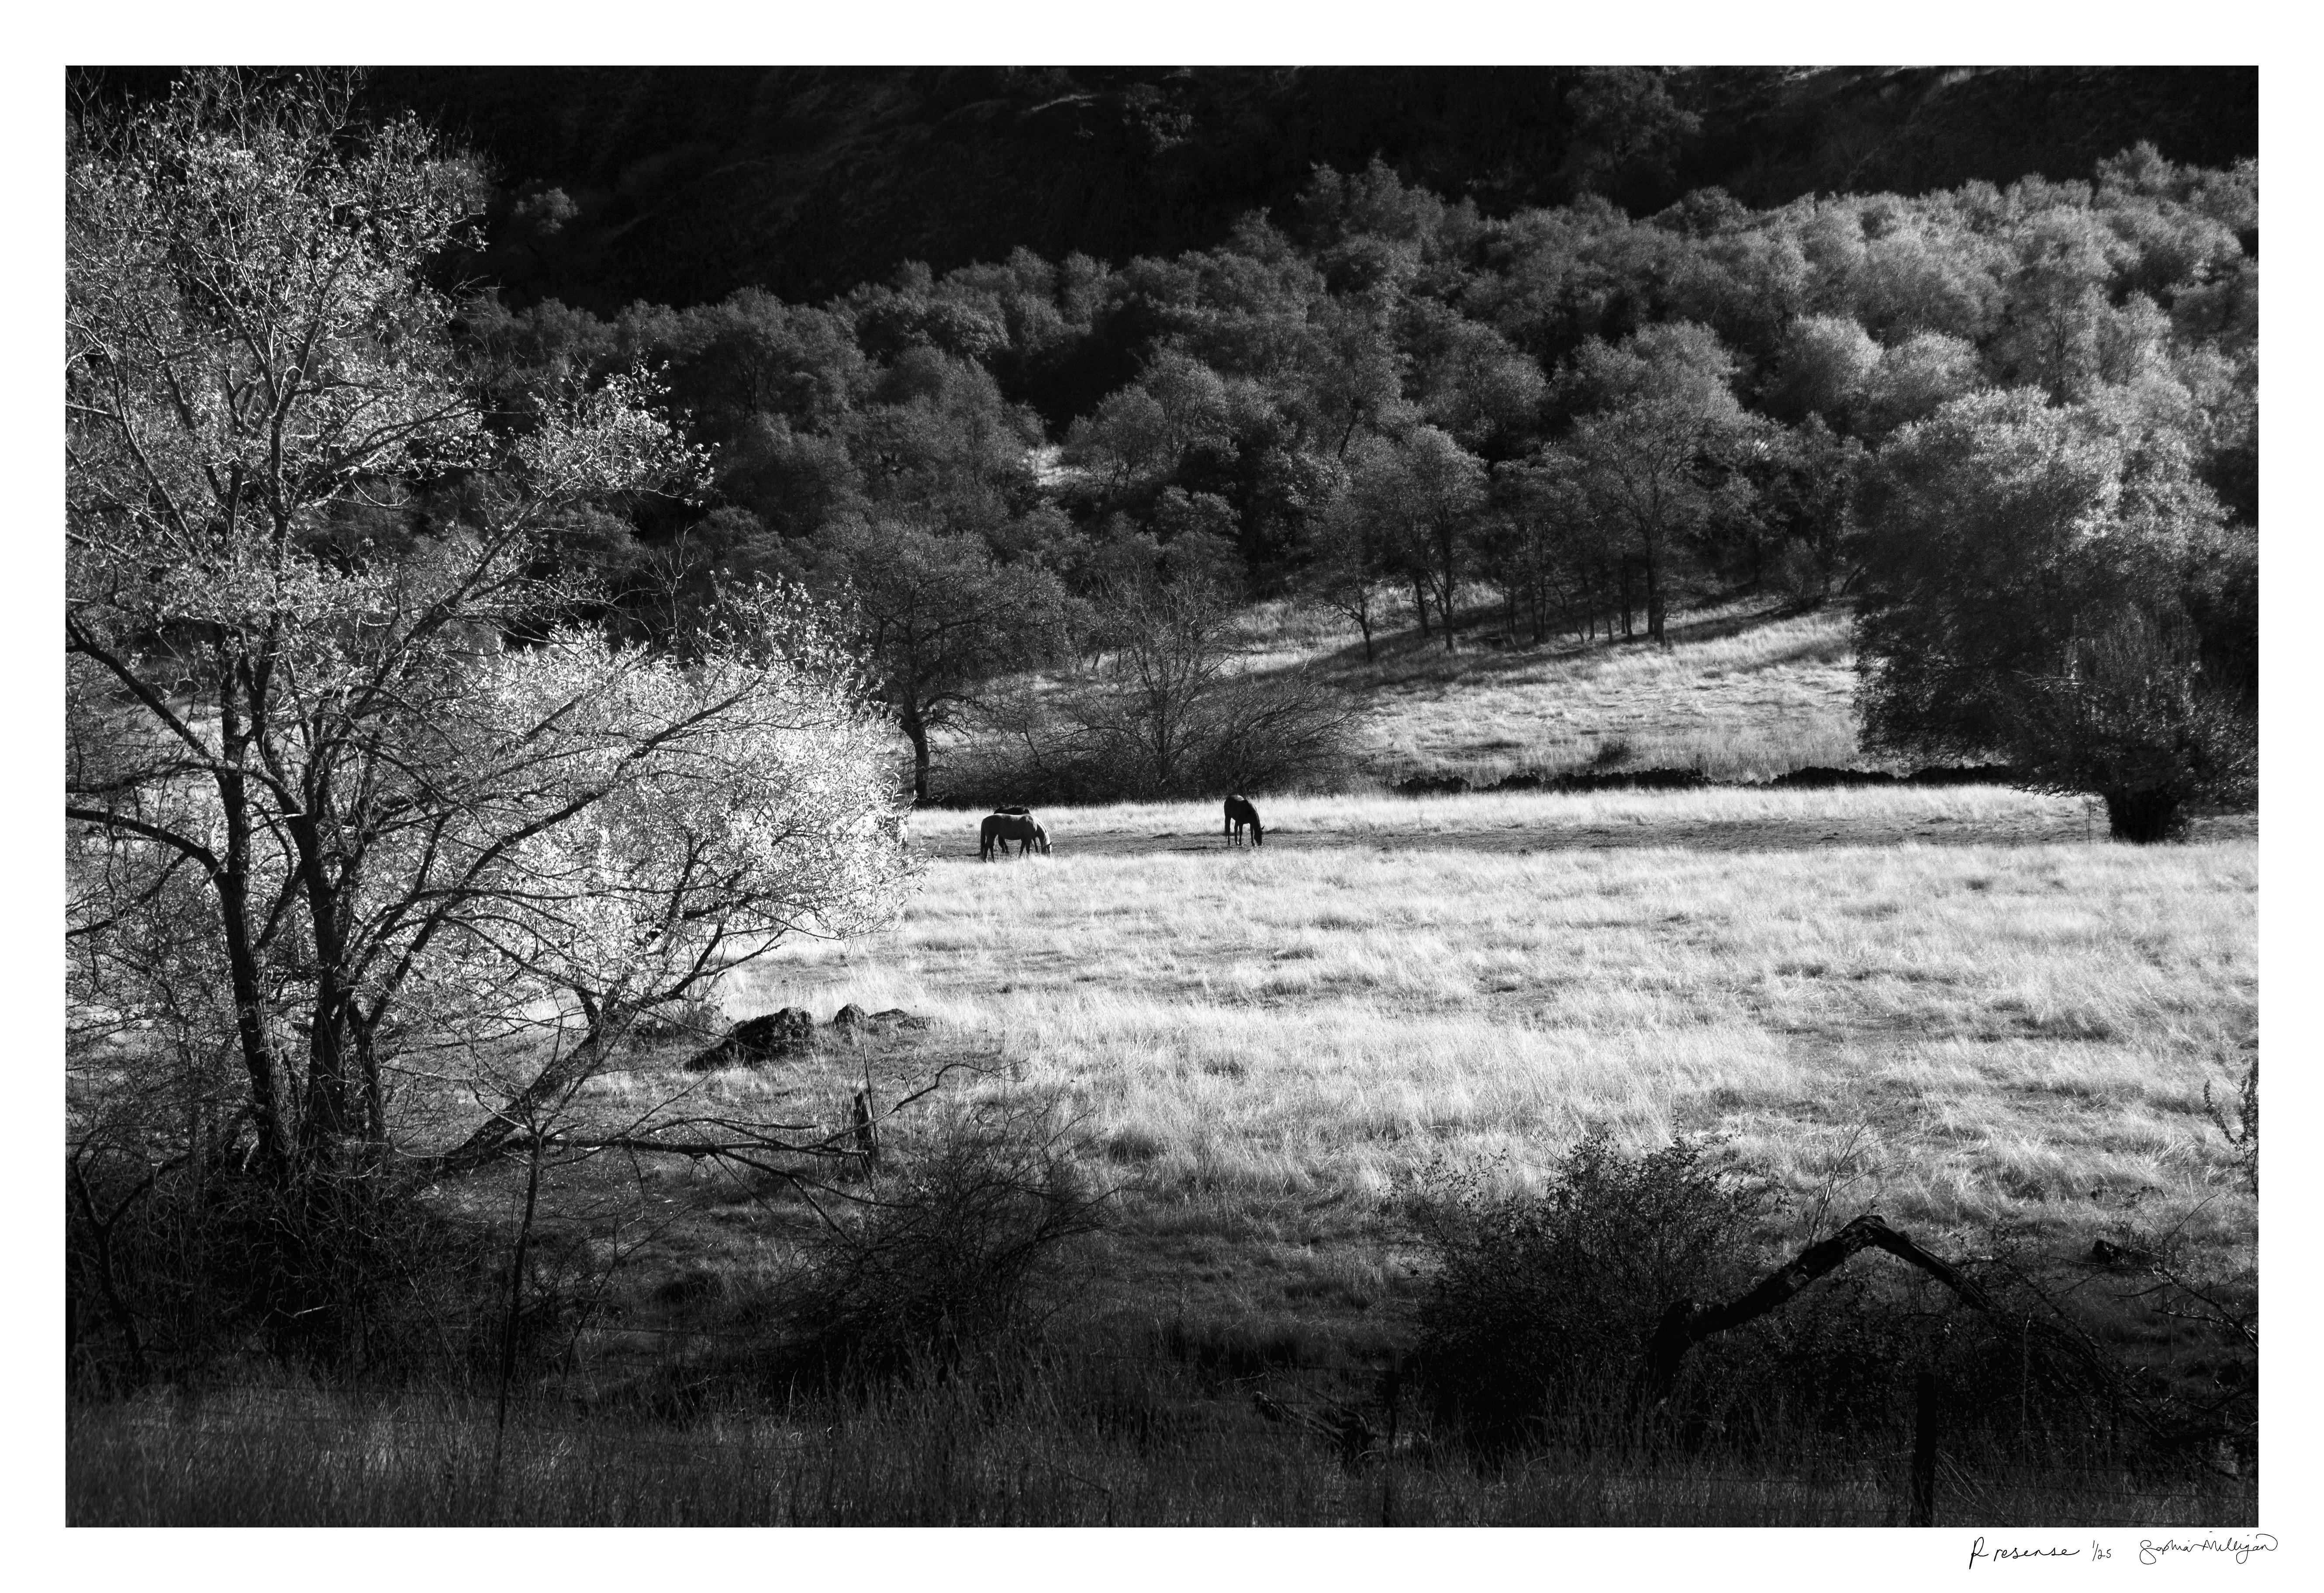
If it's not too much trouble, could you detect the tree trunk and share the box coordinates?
[1618,561,1635,640]
[902,710,932,805]
[213,767,289,1181]
[2103,788,2181,843]
[436,995,627,1173]
[293,818,361,1171]
[1645,553,1667,645]
[1437,520,1459,653]
[1411,574,1431,640]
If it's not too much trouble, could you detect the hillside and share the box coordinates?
[329,65,2258,312]
[1231,594,1864,785]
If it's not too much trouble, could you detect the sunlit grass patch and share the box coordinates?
[725,795,2255,1263]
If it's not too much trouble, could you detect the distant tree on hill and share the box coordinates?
[1298,473,1390,661]
[1344,427,1488,651]
[1552,321,1757,643]
[1054,568,1357,798]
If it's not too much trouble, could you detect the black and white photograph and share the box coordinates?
[45,20,2289,1559]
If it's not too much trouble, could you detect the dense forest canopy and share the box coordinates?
[69,67,2259,824]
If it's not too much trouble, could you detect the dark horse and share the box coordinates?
[1223,795,1264,847]
[980,811,1050,860]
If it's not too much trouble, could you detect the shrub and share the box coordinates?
[66,1153,512,1389]
[765,1095,1110,1390]
[1409,1133,1771,1451]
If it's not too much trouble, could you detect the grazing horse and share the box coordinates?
[1223,794,1264,847]
[980,812,1050,860]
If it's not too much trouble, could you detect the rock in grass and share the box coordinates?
[683,1007,817,1071]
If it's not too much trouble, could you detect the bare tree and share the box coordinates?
[1056,574,1357,798]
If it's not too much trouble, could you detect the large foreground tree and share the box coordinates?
[68,73,910,1185]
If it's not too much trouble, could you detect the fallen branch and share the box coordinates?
[1642,1212,1995,1398]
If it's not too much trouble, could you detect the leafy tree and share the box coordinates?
[1295,296,1415,459]
[1061,349,1236,498]
[805,515,1071,803]
[1345,426,1487,650]
[662,290,872,437]
[1763,314,1881,430]
[66,72,908,1186]
[1738,417,1866,603]
[1556,321,1756,642]
[1399,298,1548,453]
[1554,67,1700,209]
[1858,330,1986,439]
[1476,454,1607,645]
[1297,470,1392,661]
[1855,387,2254,840]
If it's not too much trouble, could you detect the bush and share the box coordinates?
[66,1153,513,1389]
[763,1095,1110,1390]
[1406,1136,2229,1473]
[1410,1133,1771,1451]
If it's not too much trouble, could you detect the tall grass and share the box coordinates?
[73,783,2258,1527]
[70,1369,2250,1527]
[725,791,2255,1261]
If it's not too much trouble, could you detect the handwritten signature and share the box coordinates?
[1967,1534,2278,1569]
[2138,1534,2278,1566]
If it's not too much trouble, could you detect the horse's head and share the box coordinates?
[1034,823,1050,854]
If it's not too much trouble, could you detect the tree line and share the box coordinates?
[459,144,2255,825]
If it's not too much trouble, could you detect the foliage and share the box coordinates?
[1855,385,2255,839]
[1411,1133,1771,1450]
[432,127,2253,701]
[763,1096,1110,1390]
[67,72,912,1193]
[996,574,1360,803]
[804,513,1073,802]
[2203,1052,2258,1196]
[1545,322,1761,642]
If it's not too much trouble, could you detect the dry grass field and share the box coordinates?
[76,603,2261,1526]
[78,777,2260,1528]
[621,785,2262,1344]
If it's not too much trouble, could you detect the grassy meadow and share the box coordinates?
[74,605,2261,1526]
[723,788,2256,1294]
